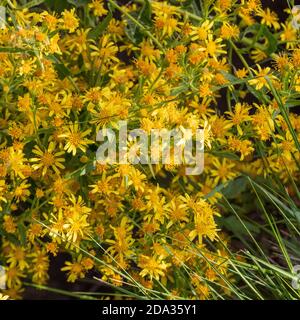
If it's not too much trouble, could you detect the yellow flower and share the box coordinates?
[220,23,240,39]
[190,20,214,41]
[106,217,134,264]
[228,137,254,160]
[59,124,93,156]
[90,173,115,195]
[5,266,25,289]
[272,132,298,161]
[18,58,36,76]
[280,22,297,49]
[64,213,90,243]
[154,15,179,37]
[65,28,91,54]
[250,48,268,63]
[165,198,188,228]
[211,158,237,184]
[258,8,280,30]
[189,199,219,243]
[29,249,49,285]
[30,142,65,176]
[13,180,30,203]
[272,52,291,72]
[7,148,28,179]
[6,245,29,271]
[41,11,59,31]
[217,0,233,11]
[138,254,171,280]
[248,65,276,90]
[225,103,251,135]
[90,35,119,63]
[127,168,147,192]
[88,0,108,17]
[61,256,85,282]
[235,68,248,79]
[204,35,226,59]
[61,9,79,33]
[3,215,17,234]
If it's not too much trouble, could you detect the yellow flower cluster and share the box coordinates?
[0,0,299,299]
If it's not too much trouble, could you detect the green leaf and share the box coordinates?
[0,47,32,54]
[0,228,20,246]
[246,83,266,102]
[171,85,189,96]
[45,0,71,12]
[219,215,260,236]
[67,0,89,7]
[89,12,112,40]
[125,17,144,44]
[17,222,27,246]
[21,0,46,9]
[210,151,240,160]
[48,54,72,79]
[171,0,194,7]
[66,161,95,179]
[261,26,277,55]
[204,182,226,200]
[140,0,152,26]
[54,63,72,79]
[242,24,277,55]
[222,176,248,199]
[242,24,261,40]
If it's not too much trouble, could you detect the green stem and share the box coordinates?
[229,40,253,76]
[241,37,276,59]
[24,282,98,300]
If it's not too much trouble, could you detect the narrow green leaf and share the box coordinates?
[89,12,112,40]
[67,0,89,7]
[18,222,26,246]
[21,0,46,9]
[140,0,152,26]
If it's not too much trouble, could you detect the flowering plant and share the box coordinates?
[0,0,300,300]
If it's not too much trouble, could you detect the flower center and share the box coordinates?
[42,152,55,167]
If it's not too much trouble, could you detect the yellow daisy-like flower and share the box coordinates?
[190,20,214,41]
[64,210,90,243]
[30,142,65,176]
[61,9,79,33]
[14,180,31,203]
[61,256,85,282]
[258,8,280,30]
[211,158,237,184]
[88,0,108,17]
[189,209,218,243]
[248,65,276,90]
[138,254,171,280]
[204,34,227,59]
[225,103,251,135]
[59,124,93,156]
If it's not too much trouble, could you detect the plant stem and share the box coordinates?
[229,40,253,76]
